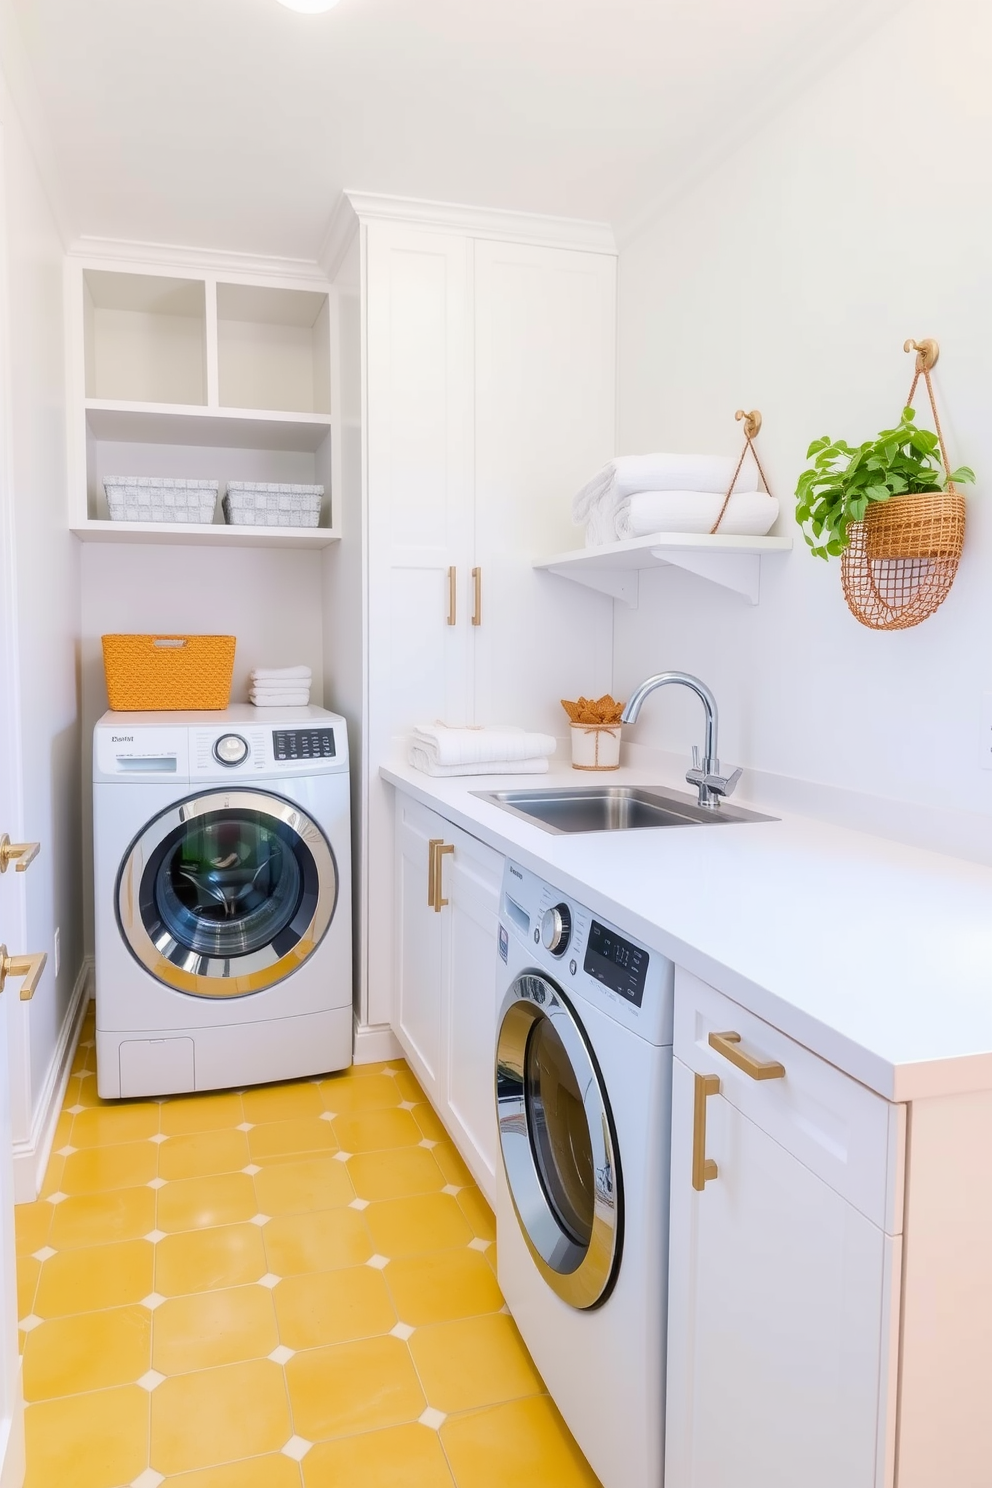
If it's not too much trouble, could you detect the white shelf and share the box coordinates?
[84,401,333,452]
[70,519,340,549]
[535,531,793,606]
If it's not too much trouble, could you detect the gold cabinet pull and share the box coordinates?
[447,567,457,626]
[708,1030,785,1082]
[0,835,40,873]
[692,1072,720,1191]
[471,567,482,627]
[433,843,454,912]
[0,945,48,1001]
[427,838,444,909]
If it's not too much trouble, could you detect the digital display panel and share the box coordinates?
[273,729,336,762]
[583,920,648,1007]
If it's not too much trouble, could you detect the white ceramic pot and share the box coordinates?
[570,723,621,771]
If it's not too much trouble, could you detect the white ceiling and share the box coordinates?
[11,0,897,263]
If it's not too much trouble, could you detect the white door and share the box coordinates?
[665,1054,889,1488]
[393,797,445,1103]
[472,238,616,736]
[0,118,25,1486]
[442,827,502,1203]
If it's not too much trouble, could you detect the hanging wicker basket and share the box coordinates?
[841,341,967,631]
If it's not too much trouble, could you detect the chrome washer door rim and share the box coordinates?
[496,972,622,1309]
[116,789,337,999]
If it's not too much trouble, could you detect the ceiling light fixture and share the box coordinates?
[276,0,341,12]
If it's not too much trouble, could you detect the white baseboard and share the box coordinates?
[0,1368,24,1488]
[13,958,92,1204]
[353,1019,404,1065]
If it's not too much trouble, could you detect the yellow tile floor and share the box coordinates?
[15,1001,601,1488]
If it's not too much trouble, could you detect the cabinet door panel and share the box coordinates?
[443,830,503,1203]
[367,223,473,755]
[472,239,616,734]
[666,1055,888,1488]
[394,798,444,1102]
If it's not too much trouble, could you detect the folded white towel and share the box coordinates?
[613,490,779,541]
[250,684,313,696]
[250,691,311,707]
[250,666,312,682]
[411,723,557,768]
[573,452,760,527]
[409,747,551,778]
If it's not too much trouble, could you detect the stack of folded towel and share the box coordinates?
[572,453,779,547]
[409,724,557,778]
[249,666,312,707]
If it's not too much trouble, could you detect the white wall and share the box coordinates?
[0,61,82,1182]
[79,543,326,952]
[615,0,992,861]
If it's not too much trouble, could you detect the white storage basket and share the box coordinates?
[105,477,218,524]
[223,482,324,529]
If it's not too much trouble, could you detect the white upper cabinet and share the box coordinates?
[67,261,338,545]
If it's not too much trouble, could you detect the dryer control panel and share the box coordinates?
[500,860,673,1047]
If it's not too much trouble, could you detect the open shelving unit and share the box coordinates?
[68,263,340,546]
[535,530,793,606]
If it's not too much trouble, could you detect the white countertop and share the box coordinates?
[382,757,992,1102]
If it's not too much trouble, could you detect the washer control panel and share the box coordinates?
[213,733,250,767]
[273,728,336,762]
[500,860,673,1045]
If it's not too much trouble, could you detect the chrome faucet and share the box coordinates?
[620,672,742,810]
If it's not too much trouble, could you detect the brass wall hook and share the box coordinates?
[735,409,762,440]
[904,338,939,372]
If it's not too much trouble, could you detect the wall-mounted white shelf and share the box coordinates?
[535,531,793,606]
[68,262,339,545]
[70,519,340,549]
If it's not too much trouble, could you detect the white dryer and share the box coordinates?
[495,861,673,1488]
[93,705,352,1099]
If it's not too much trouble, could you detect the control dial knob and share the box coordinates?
[540,903,572,956]
[213,733,249,767]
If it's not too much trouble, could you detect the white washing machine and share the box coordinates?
[93,705,353,1099]
[495,860,673,1488]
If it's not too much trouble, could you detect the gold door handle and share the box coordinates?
[0,835,40,873]
[433,843,454,912]
[0,945,48,1000]
[427,838,444,909]
[447,566,457,626]
[471,567,482,627]
[708,1030,785,1082]
[692,1072,720,1191]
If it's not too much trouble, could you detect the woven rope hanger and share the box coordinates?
[901,337,956,487]
[710,409,774,534]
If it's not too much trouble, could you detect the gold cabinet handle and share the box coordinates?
[708,1030,785,1082]
[433,843,454,912]
[427,838,444,909]
[0,945,48,1001]
[0,835,40,874]
[471,567,482,627]
[447,567,457,626]
[692,1072,720,1191]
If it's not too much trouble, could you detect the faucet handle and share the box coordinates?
[705,765,743,799]
[685,753,743,801]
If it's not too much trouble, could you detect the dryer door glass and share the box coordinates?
[117,790,337,999]
[496,974,621,1309]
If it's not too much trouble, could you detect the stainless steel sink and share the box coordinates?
[472,784,776,835]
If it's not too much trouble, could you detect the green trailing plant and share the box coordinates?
[795,406,975,560]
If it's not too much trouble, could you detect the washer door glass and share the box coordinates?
[496,973,622,1309]
[117,790,337,999]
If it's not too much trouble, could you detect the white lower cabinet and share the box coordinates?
[667,970,902,1488]
[394,795,503,1203]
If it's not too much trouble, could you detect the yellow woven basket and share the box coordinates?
[102,634,236,711]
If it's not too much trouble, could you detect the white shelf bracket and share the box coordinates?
[650,548,761,605]
[546,564,640,607]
